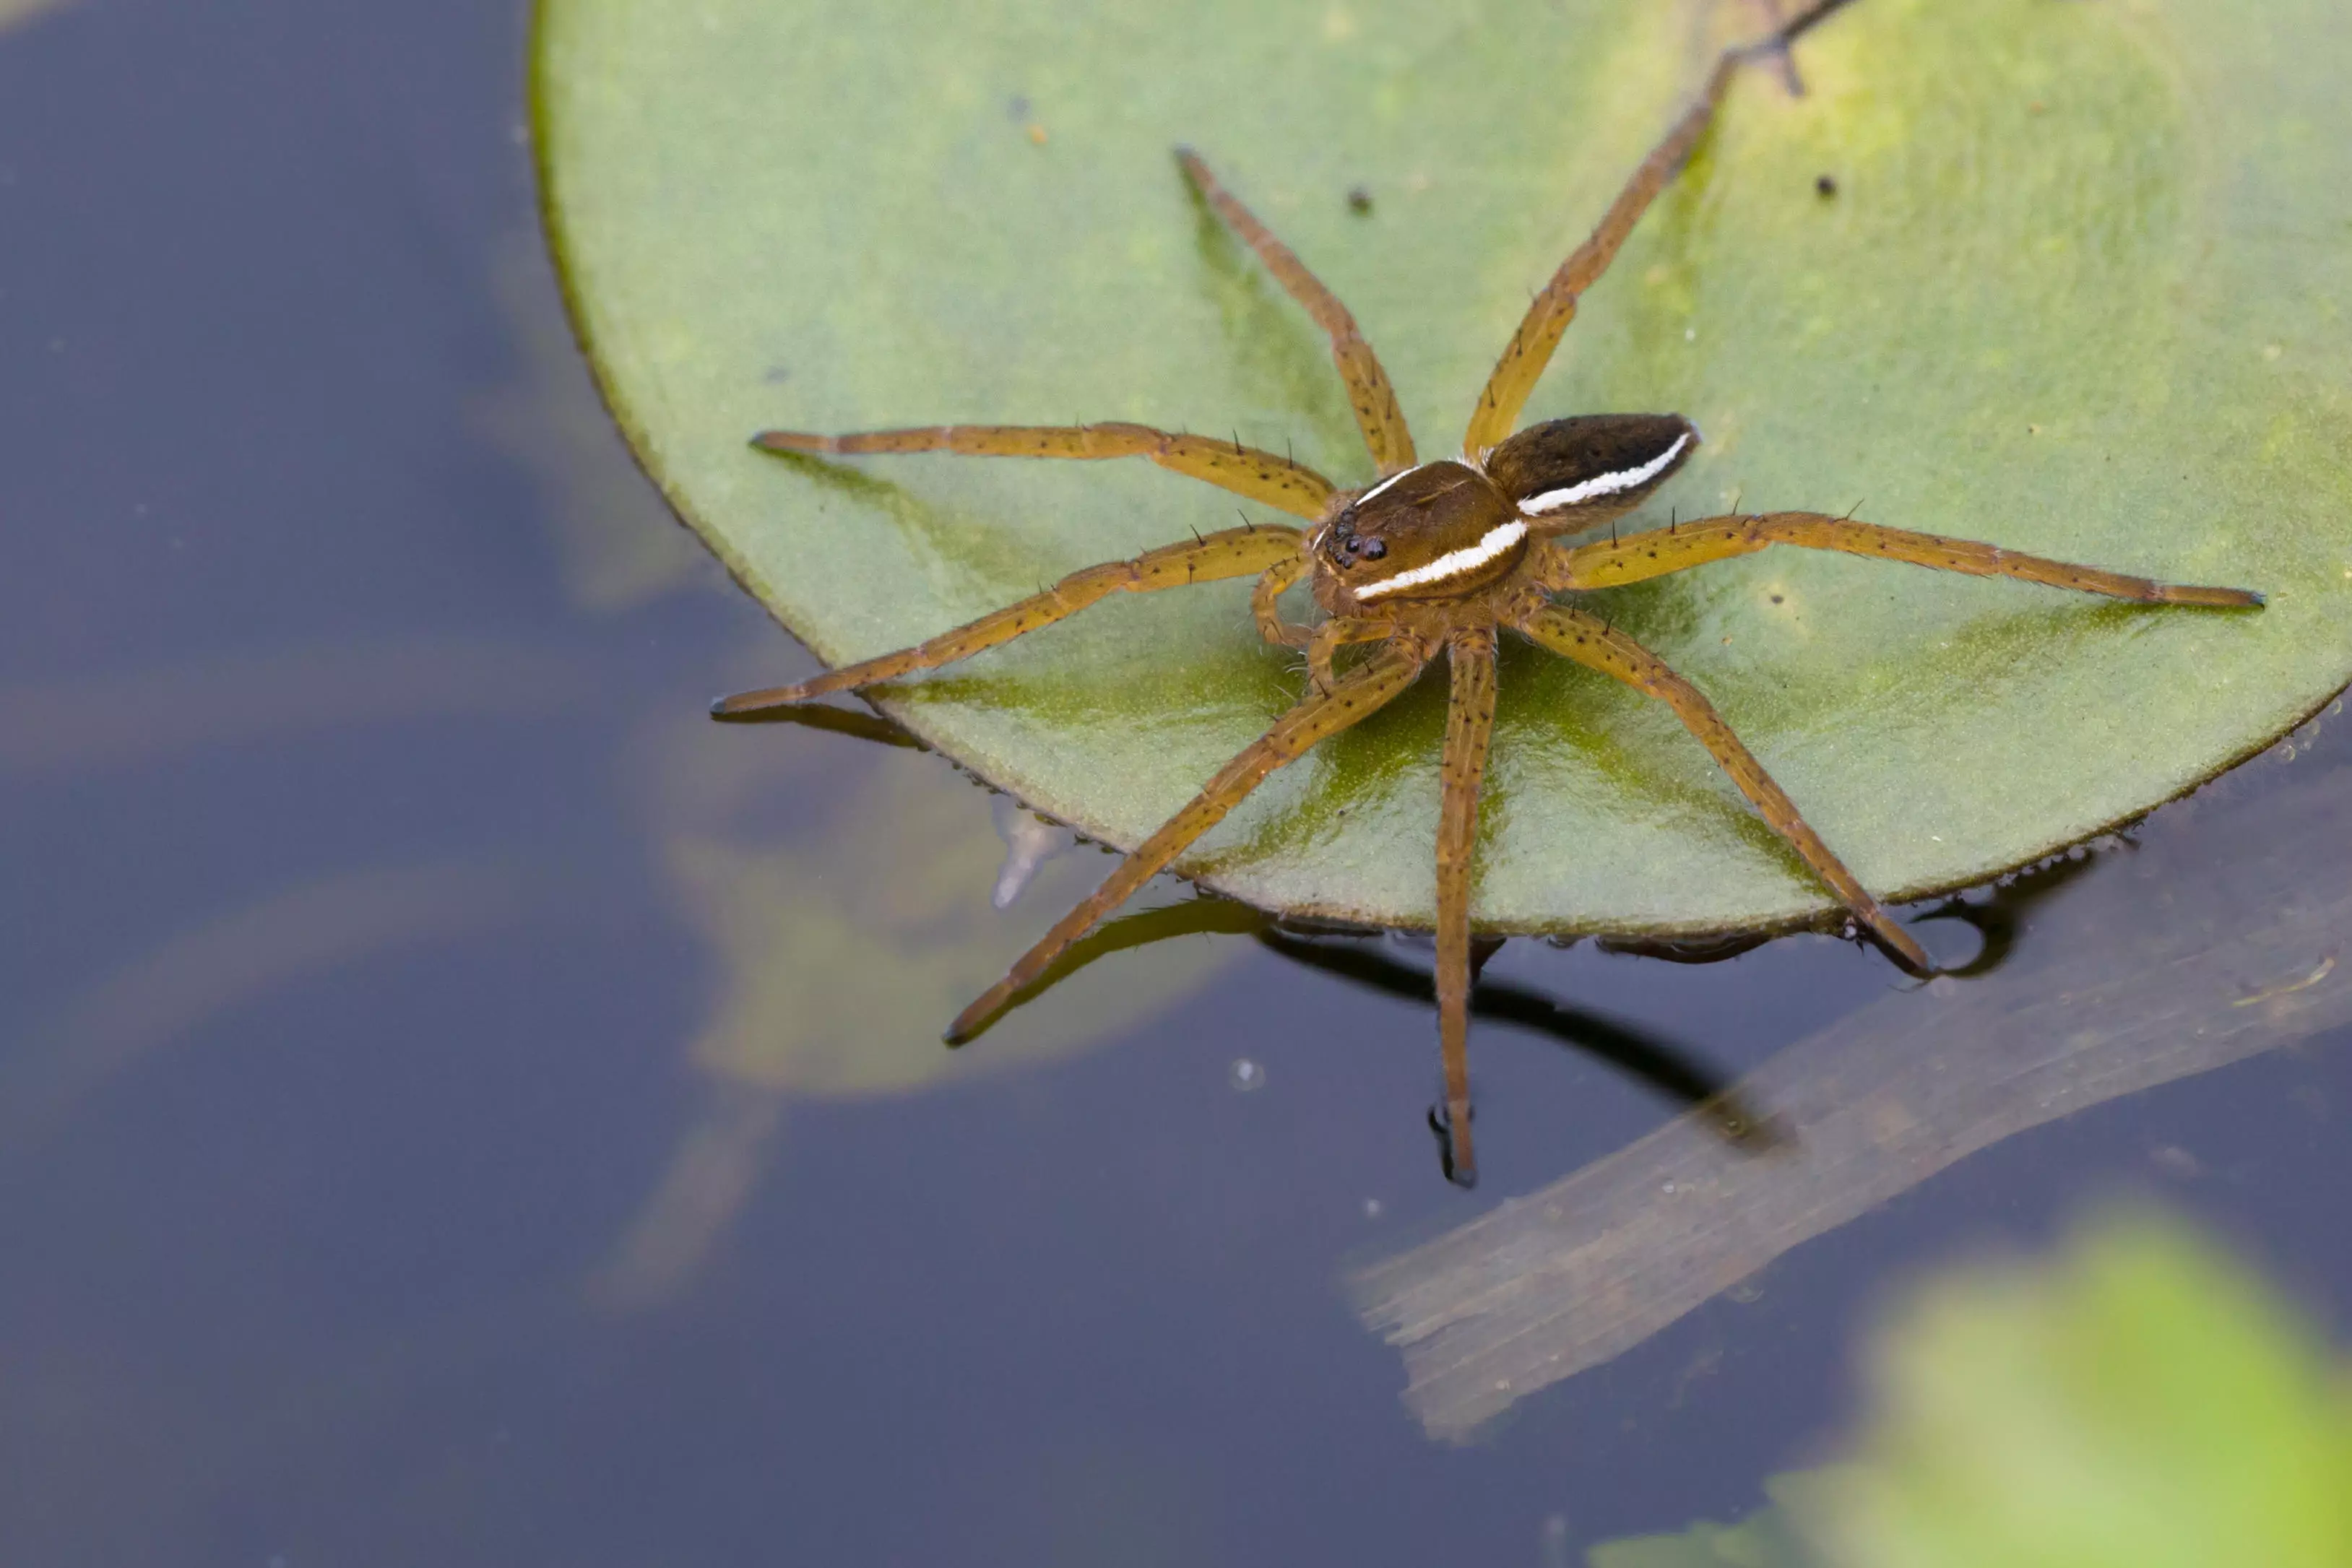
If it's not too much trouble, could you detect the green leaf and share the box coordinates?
[1589,1471,1840,1568]
[535,0,2352,935]
[1584,1210,2352,1568]
[1801,1212,2352,1568]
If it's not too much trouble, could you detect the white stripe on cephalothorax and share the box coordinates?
[1352,464,1423,508]
[1353,520,1529,600]
[1518,432,1692,516]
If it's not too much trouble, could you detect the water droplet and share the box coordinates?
[1229,1058,1266,1093]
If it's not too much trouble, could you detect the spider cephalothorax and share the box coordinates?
[717,0,2260,1186]
[1317,462,1528,609]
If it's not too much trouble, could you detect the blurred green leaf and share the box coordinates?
[1586,1209,2352,1568]
[1591,1471,1838,1568]
[1804,1210,2352,1568]
[535,0,2352,936]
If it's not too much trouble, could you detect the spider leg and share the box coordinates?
[1434,628,1500,1187]
[946,642,1432,1041]
[1512,602,1932,972]
[1461,0,1860,458]
[1177,149,1418,477]
[713,524,1303,714]
[1538,511,2265,607]
[755,422,1336,521]
[1250,553,1315,650]
[1306,618,1397,693]
[1743,0,1807,97]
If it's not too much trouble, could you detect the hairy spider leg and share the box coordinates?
[1512,602,1932,972]
[753,423,1336,521]
[712,525,1303,714]
[1743,0,1809,97]
[1177,149,1419,477]
[1435,628,1500,1186]
[1307,616,1398,693]
[947,644,1432,1042]
[1461,0,1862,458]
[1538,511,2266,607]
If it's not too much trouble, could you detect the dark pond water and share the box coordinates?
[4,2,2348,1564]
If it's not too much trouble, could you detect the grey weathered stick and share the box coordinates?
[1349,758,2352,1442]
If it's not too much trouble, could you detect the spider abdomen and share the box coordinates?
[1314,460,1529,608]
[1484,412,1698,527]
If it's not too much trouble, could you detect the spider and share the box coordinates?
[715,0,2262,1185]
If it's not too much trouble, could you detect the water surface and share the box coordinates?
[3,2,2347,1564]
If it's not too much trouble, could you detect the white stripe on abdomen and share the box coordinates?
[1518,432,1691,515]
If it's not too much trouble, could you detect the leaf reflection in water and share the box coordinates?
[0,638,593,780]
[471,233,709,613]
[1349,747,2352,1442]
[0,863,530,1150]
[0,0,78,38]
[588,711,1235,1312]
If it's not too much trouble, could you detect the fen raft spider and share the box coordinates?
[716,0,2262,1185]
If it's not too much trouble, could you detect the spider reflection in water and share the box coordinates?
[716,0,2262,1185]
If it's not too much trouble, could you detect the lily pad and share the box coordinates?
[535,0,2352,937]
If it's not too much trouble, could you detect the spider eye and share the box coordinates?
[1361,539,1387,560]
